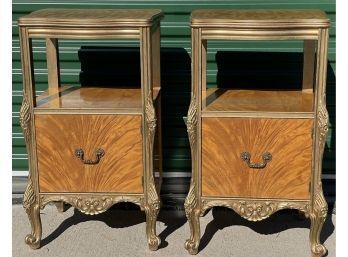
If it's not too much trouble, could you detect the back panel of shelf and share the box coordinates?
[202,40,316,115]
[29,40,153,111]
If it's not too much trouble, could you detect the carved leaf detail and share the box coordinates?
[23,176,35,210]
[233,201,276,221]
[145,90,156,134]
[20,97,30,144]
[317,102,329,150]
[73,197,113,215]
[186,95,197,147]
[313,183,328,218]
[147,182,160,208]
[184,182,197,218]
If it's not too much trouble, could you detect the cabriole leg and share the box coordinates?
[184,208,200,255]
[309,185,328,257]
[141,25,161,252]
[184,184,200,255]
[24,202,42,249]
[144,201,161,251]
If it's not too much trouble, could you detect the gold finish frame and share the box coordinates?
[184,10,330,256]
[19,9,163,251]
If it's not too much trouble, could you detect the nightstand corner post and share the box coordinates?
[45,38,60,90]
[310,27,329,257]
[141,26,161,251]
[19,25,42,249]
[184,27,202,255]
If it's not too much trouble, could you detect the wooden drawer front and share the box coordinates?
[35,114,143,193]
[202,118,313,199]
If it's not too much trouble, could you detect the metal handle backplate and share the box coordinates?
[75,148,105,165]
[240,152,272,169]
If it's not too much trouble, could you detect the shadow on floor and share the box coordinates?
[40,204,335,255]
[40,204,187,249]
[199,207,335,256]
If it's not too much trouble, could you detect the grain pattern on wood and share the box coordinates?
[18,9,163,27]
[191,9,329,28]
[36,85,160,110]
[202,118,313,199]
[36,114,143,193]
[203,88,313,113]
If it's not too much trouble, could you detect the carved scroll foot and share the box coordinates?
[55,201,66,213]
[184,208,200,255]
[24,203,42,249]
[144,202,161,251]
[309,185,328,257]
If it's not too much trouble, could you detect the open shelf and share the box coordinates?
[202,88,313,114]
[35,85,160,112]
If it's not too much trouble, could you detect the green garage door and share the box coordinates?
[12,0,336,209]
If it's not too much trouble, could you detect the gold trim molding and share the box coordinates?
[40,194,144,215]
[201,198,310,222]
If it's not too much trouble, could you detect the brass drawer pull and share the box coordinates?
[240,152,272,169]
[75,148,105,164]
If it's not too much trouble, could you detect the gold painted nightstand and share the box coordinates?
[184,9,330,256]
[18,9,163,250]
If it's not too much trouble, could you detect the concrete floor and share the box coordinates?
[13,204,335,257]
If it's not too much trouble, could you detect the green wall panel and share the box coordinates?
[12,0,336,208]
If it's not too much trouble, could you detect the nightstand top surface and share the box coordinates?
[191,9,329,28]
[18,8,163,27]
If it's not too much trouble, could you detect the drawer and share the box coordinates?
[35,114,143,193]
[202,118,313,199]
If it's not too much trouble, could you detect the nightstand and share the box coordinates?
[18,9,163,250]
[184,9,330,256]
